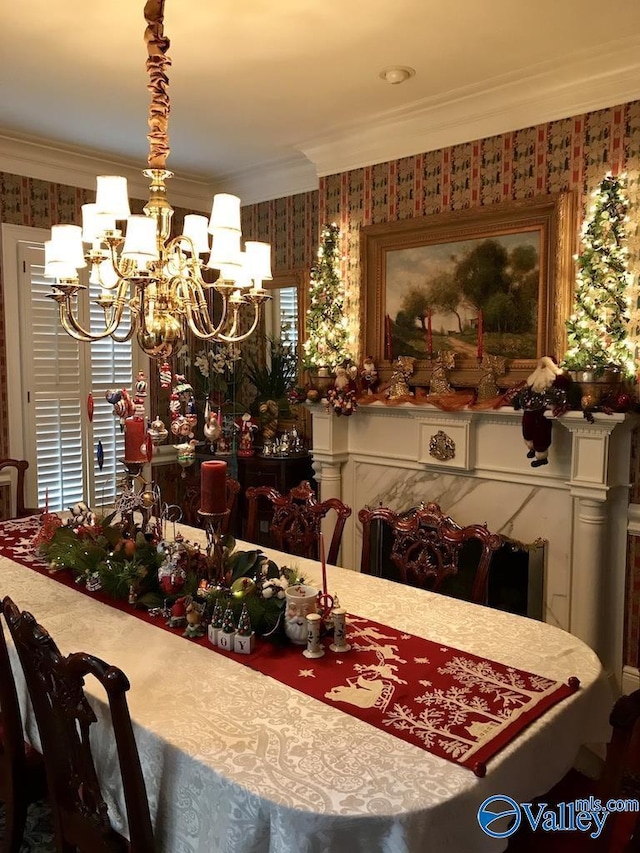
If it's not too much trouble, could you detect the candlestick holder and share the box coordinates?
[116,460,156,537]
[198,509,230,583]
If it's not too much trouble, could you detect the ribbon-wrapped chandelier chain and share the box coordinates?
[144,0,171,170]
[44,0,271,359]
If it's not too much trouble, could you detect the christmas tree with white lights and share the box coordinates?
[303,223,353,371]
[563,173,636,377]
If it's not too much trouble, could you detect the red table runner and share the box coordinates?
[0,516,578,776]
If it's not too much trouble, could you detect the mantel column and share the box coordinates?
[559,412,633,675]
[570,498,607,655]
[309,409,349,503]
[309,410,350,556]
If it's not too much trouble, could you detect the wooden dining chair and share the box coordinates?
[359,503,503,604]
[0,459,39,520]
[245,480,351,565]
[506,689,640,853]
[2,596,154,853]
[0,608,48,853]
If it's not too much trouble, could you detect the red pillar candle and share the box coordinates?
[201,460,227,514]
[124,416,147,463]
[385,314,394,361]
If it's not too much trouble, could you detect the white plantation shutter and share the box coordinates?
[17,241,133,511]
[279,286,298,347]
[87,296,132,508]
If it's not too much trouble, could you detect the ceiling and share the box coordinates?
[2,0,640,208]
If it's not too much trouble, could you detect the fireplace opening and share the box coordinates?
[363,511,545,620]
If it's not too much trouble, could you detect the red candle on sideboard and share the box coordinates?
[124,417,147,463]
[201,460,227,514]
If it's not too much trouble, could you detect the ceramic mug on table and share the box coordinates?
[284,584,319,644]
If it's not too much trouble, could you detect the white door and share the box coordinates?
[3,224,136,512]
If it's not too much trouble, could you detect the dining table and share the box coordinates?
[0,515,613,853]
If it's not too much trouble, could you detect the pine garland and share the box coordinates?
[303,223,354,371]
[563,173,636,377]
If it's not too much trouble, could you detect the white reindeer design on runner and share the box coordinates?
[325,621,407,710]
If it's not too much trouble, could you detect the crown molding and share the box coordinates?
[213,154,319,204]
[0,132,319,210]
[0,133,214,211]
[300,40,640,176]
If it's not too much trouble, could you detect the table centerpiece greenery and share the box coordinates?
[37,512,305,638]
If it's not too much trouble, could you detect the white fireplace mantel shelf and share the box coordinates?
[309,403,637,685]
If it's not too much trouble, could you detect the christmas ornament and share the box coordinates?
[96,440,104,471]
[159,361,172,388]
[87,393,94,422]
[148,416,168,445]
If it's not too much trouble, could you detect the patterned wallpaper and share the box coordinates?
[2,99,640,664]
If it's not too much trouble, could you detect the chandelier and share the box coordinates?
[44,0,271,359]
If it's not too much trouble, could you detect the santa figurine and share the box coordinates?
[513,356,571,468]
[237,412,258,457]
[360,356,379,395]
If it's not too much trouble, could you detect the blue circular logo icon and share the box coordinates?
[477,795,521,838]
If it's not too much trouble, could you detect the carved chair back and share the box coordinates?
[2,596,154,853]
[0,459,36,519]
[596,688,640,850]
[246,480,351,566]
[359,504,503,604]
[0,608,47,853]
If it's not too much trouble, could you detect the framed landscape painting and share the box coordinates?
[360,193,576,387]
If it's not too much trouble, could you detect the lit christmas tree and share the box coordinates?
[303,223,354,371]
[563,173,636,377]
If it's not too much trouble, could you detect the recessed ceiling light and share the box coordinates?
[379,66,415,85]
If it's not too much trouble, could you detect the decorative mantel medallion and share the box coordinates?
[429,430,456,461]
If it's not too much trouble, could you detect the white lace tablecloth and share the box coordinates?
[0,519,612,853]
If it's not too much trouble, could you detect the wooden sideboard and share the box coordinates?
[152,447,315,542]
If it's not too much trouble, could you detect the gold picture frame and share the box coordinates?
[360,193,577,388]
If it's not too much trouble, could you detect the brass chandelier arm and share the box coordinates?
[51,285,131,343]
[215,307,263,344]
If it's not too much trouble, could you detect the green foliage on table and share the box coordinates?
[563,172,636,377]
[210,539,305,637]
[39,521,164,604]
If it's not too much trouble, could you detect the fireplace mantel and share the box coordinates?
[309,403,636,684]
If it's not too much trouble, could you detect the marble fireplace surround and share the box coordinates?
[309,404,635,686]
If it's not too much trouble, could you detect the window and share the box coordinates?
[3,225,137,511]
